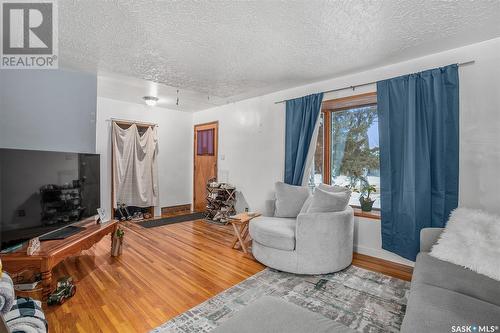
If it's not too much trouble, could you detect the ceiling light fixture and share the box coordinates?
[142,96,159,107]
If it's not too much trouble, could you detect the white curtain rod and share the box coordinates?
[274,60,475,105]
[108,118,158,127]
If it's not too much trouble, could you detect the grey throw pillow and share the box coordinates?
[307,187,351,213]
[274,182,310,218]
[318,183,350,193]
[299,195,313,214]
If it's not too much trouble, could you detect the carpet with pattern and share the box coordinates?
[151,265,410,333]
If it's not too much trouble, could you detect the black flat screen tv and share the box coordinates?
[0,148,100,250]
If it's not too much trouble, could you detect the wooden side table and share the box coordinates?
[229,212,261,254]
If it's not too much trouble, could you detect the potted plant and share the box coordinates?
[111,227,125,257]
[355,183,377,212]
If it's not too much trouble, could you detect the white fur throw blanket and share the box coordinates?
[430,207,500,281]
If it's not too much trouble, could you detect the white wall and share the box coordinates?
[96,97,193,220]
[194,98,285,214]
[0,69,97,153]
[193,37,500,265]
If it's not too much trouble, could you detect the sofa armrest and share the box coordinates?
[420,227,444,252]
[295,207,354,257]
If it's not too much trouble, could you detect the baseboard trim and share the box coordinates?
[352,251,413,281]
[161,204,191,215]
[354,245,414,267]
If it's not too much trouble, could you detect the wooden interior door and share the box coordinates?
[193,122,218,212]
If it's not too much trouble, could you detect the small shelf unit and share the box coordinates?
[204,179,236,224]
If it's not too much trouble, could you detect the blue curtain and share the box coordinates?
[377,64,459,261]
[285,93,324,185]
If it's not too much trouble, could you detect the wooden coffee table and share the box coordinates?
[229,212,261,254]
[0,218,118,300]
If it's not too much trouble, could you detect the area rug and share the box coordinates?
[137,212,205,228]
[151,266,410,333]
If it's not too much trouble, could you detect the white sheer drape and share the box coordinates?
[301,114,321,186]
[112,123,159,208]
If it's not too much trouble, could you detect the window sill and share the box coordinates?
[352,207,381,220]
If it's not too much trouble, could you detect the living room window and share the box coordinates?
[311,92,380,211]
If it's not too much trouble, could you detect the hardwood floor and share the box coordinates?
[45,220,264,333]
[45,218,413,332]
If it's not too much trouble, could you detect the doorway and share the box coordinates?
[193,121,218,212]
[111,121,156,219]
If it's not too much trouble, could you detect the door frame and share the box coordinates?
[193,121,219,211]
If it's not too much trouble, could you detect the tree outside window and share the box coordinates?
[311,93,380,209]
[331,105,380,208]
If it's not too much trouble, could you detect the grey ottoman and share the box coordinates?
[213,296,355,333]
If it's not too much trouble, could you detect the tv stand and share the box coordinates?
[0,217,118,300]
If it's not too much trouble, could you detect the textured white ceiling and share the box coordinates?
[60,0,500,109]
[97,72,227,111]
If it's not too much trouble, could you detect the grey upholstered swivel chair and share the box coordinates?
[249,199,354,275]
